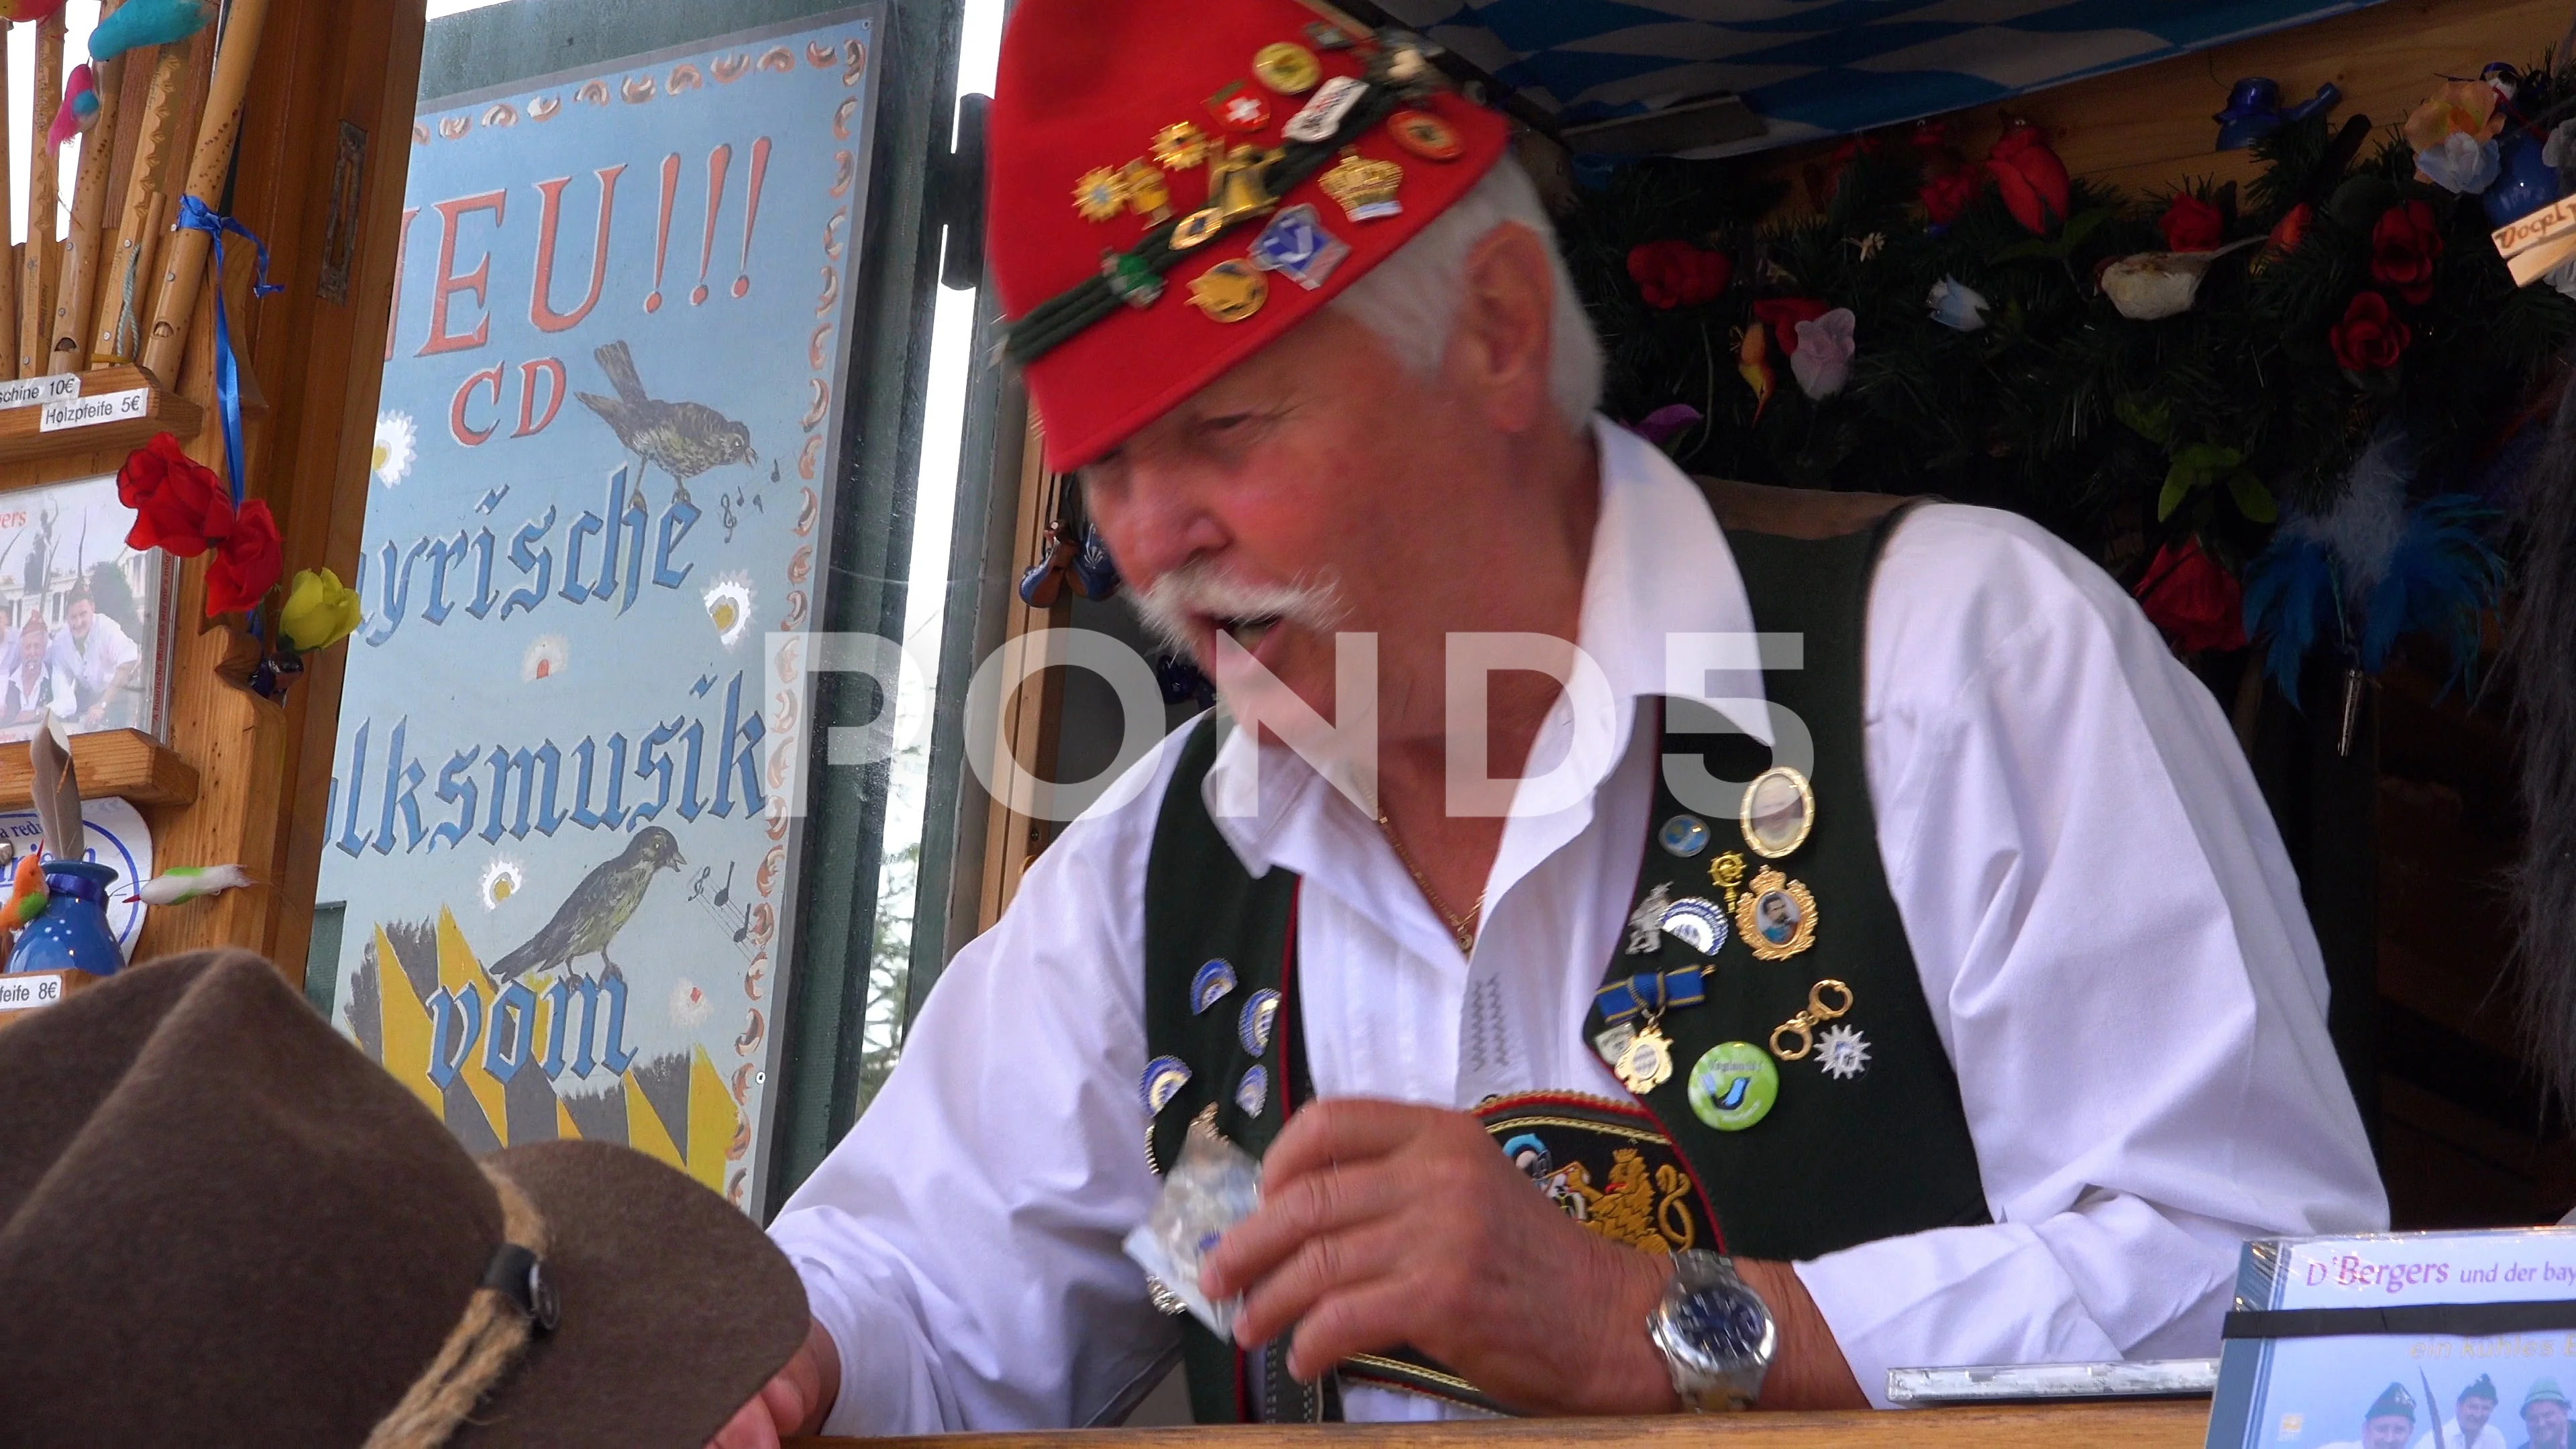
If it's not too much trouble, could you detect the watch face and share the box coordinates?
[1676,1288,1768,1360]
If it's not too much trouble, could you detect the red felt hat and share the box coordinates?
[988,0,1513,472]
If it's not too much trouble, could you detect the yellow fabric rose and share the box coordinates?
[279,568,363,653]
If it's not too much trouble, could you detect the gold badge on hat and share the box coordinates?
[1189,261,1269,323]
[1319,152,1403,222]
[1172,144,1281,251]
[1120,160,1173,223]
[1073,166,1128,223]
[1152,121,1216,172]
[1252,42,1322,96]
[1733,867,1817,962]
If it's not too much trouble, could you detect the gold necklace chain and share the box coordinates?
[1376,812,1483,954]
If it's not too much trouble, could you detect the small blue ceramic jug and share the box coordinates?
[7,860,123,977]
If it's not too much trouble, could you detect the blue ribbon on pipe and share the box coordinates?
[174,195,282,508]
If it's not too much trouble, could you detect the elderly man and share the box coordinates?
[2420,1375,2508,1449]
[2527,1381,2572,1449]
[730,0,2383,1440]
[48,588,139,730]
[2327,1384,2421,1449]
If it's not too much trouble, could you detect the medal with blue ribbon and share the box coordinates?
[1595,966,1703,1094]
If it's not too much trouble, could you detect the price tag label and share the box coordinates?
[40,387,148,432]
[0,374,80,411]
[0,973,64,1013]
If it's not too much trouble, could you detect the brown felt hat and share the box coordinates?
[0,950,808,1447]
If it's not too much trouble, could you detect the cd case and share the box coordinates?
[2207,1227,2576,1449]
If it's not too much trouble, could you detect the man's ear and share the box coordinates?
[1446,222,1559,435]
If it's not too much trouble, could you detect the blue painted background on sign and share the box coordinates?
[1375,0,2391,152]
[319,9,879,1210]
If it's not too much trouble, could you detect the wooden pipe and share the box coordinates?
[0,21,21,382]
[17,9,62,380]
[51,0,129,375]
[93,36,190,366]
[142,0,271,382]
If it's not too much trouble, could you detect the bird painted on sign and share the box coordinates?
[488,825,686,980]
[575,341,757,511]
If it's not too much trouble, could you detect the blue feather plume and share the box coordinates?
[2359,494,2505,684]
[2242,529,2340,707]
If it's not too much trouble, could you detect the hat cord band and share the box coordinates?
[361,1166,554,1449]
[1004,68,1412,366]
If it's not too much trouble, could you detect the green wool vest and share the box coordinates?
[1140,484,1990,1421]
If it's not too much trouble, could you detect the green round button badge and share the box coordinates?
[1687,1041,1778,1132]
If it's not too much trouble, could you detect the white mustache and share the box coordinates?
[1130,560,1346,656]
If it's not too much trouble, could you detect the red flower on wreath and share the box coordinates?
[2330,290,2414,372]
[1920,168,1983,225]
[2369,201,2445,306]
[1750,297,1831,356]
[2159,193,2225,252]
[205,499,282,617]
[1627,240,1732,310]
[2261,203,2314,266]
[2134,539,2248,655]
[1985,123,2072,235]
[118,431,233,558]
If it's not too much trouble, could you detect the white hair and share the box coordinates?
[1328,154,1604,431]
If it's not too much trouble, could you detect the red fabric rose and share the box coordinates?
[2330,290,2413,372]
[2159,193,2225,252]
[2133,539,2248,655]
[118,431,233,558]
[1920,168,1983,225]
[1750,297,1831,356]
[2369,200,2445,306]
[1985,124,2072,235]
[205,498,281,617]
[1626,239,1732,310]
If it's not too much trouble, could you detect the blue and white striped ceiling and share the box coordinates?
[1372,0,2393,155]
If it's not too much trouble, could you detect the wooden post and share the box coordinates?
[51,1,130,375]
[17,9,63,380]
[93,38,193,366]
[141,0,272,382]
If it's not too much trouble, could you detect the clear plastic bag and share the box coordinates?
[1124,1112,1263,1337]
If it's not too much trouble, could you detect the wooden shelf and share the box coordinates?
[0,728,199,809]
[817,1403,2210,1449]
[0,364,201,468]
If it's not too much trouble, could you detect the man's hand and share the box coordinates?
[708,1316,841,1449]
[1197,1098,1678,1415]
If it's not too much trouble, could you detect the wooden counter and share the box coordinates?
[802,1402,2210,1448]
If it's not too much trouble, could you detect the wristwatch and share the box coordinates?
[1648,1250,1776,1412]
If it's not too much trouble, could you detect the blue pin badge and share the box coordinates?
[1238,988,1280,1055]
[1235,1065,1271,1118]
[1248,204,1351,291]
[1658,814,1711,857]
[1142,1057,1193,1115]
[1191,959,1238,1014]
[1658,897,1729,956]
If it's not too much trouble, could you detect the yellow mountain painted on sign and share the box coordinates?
[374,924,441,1120]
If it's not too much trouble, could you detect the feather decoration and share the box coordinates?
[87,0,209,64]
[2358,494,2506,677]
[48,63,97,150]
[2241,529,2339,706]
[29,712,80,863]
[126,864,255,906]
[2510,354,2576,1116]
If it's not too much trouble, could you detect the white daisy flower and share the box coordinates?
[522,634,570,682]
[478,857,527,911]
[372,411,418,487]
[704,574,755,648]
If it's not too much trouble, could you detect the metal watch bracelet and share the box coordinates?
[1648,1249,1778,1412]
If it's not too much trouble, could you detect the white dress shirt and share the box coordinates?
[2415,1418,2510,1449]
[770,421,2387,1432]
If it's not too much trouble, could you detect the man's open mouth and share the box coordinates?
[1218,614,1283,651]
